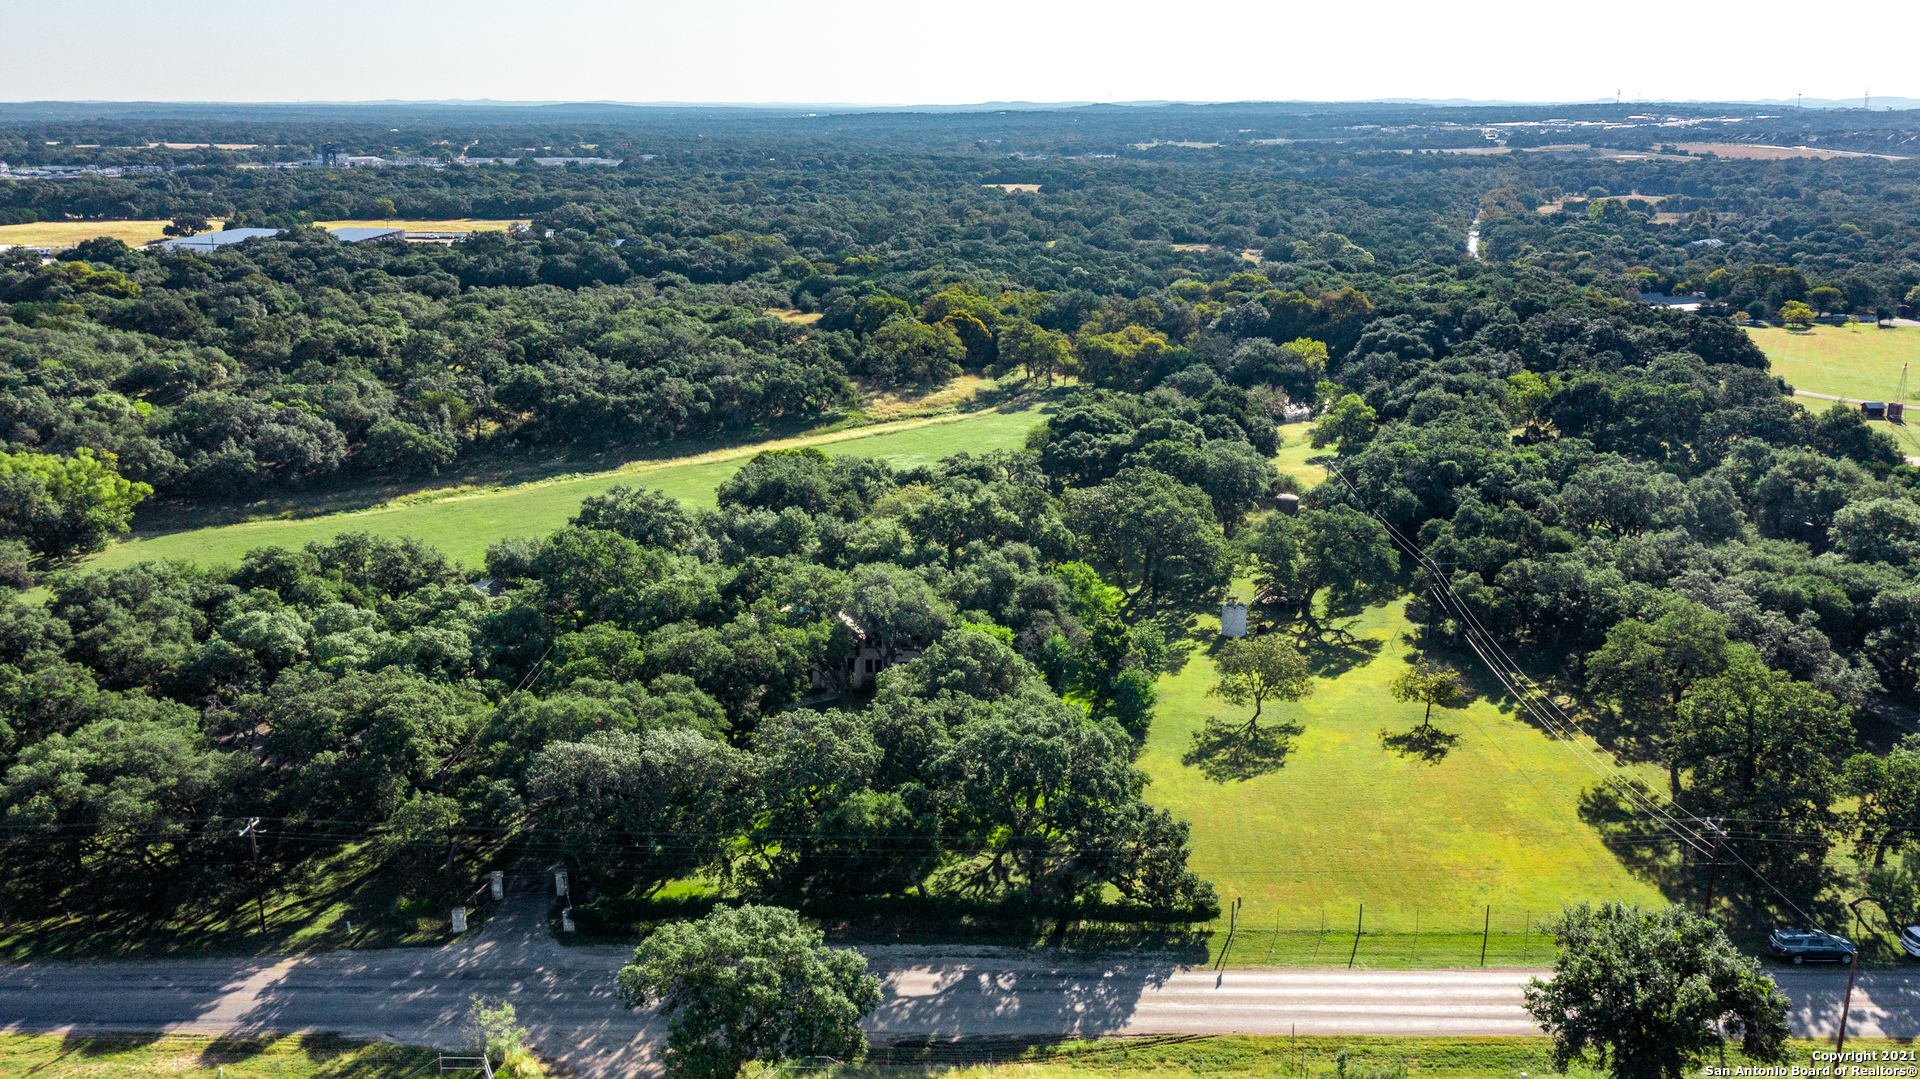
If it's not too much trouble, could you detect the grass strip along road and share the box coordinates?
[0,889,1910,1079]
[2,1032,1905,1079]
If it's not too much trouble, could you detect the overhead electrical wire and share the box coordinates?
[1320,461,1821,922]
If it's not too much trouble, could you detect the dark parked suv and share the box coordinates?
[1768,928,1856,965]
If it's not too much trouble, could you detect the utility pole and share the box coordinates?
[239,817,266,933]
[1700,818,1729,917]
[1835,954,1860,1052]
[1480,905,1491,967]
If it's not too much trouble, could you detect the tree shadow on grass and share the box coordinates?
[1181,715,1304,783]
[1378,723,1462,764]
[57,1031,169,1057]
[1292,620,1383,679]
[1576,778,1697,900]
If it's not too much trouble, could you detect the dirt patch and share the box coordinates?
[1170,243,1214,252]
[767,308,824,324]
[1672,142,1909,161]
[983,183,1041,193]
[857,374,996,420]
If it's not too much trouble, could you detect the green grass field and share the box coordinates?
[1745,324,1920,403]
[1745,324,1920,456]
[1271,421,1324,490]
[3,1032,1889,1079]
[0,1033,438,1078]
[1141,601,1668,967]
[86,406,1049,573]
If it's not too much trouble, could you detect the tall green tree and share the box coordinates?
[1585,599,1732,790]
[1182,635,1314,783]
[1669,648,1855,903]
[616,904,880,1079]
[1842,736,1920,869]
[0,448,152,560]
[1523,902,1789,1079]
[995,318,1073,386]
[1239,505,1398,632]
[1308,393,1377,455]
[1388,658,1465,729]
[1063,468,1228,618]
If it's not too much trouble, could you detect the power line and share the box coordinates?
[1321,462,1820,923]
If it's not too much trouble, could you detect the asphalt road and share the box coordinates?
[1,889,1915,1077]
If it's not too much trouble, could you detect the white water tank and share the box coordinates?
[1221,601,1248,638]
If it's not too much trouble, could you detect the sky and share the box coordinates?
[3,0,1914,106]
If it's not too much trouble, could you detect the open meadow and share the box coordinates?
[0,219,179,247]
[0,218,524,249]
[86,405,1050,573]
[1127,443,1665,967]
[1747,323,1920,402]
[1142,600,1667,968]
[1746,323,1920,455]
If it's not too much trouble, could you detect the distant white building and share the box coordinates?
[329,226,405,243]
[156,228,281,253]
[1638,291,1706,312]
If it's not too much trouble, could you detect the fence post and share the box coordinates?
[1347,903,1363,969]
[1480,905,1490,967]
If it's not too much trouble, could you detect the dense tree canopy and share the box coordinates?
[2,102,1918,940]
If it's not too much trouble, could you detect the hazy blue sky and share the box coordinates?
[3,0,1911,105]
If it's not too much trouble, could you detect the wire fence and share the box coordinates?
[1210,906,1557,968]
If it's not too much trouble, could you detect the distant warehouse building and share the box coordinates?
[329,226,405,243]
[156,227,281,253]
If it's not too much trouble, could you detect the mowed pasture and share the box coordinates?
[0,218,524,249]
[1672,141,1908,161]
[1747,323,1920,402]
[1747,324,1920,456]
[1143,600,1667,967]
[1270,420,1324,490]
[0,219,179,247]
[87,406,1049,573]
[1135,444,1662,966]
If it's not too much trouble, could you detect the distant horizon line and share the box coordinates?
[3,95,1919,113]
